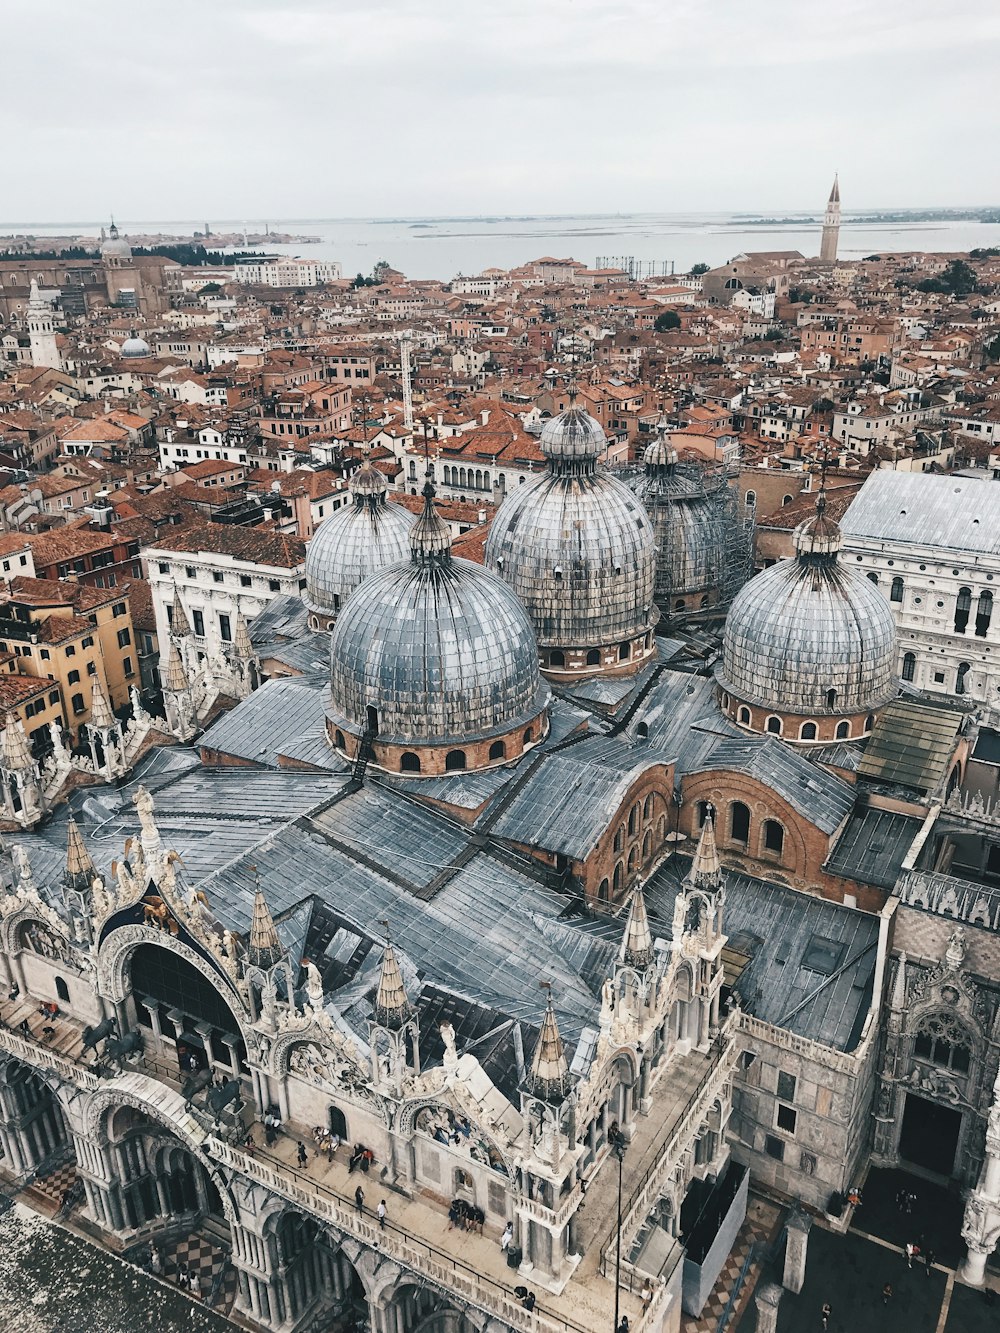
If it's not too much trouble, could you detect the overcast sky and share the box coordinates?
[5,0,999,222]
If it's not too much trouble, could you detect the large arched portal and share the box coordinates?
[129,942,248,1084]
[105,1104,229,1240]
[386,1280,477,1333]
[0,1055,71,1179]
[257,1209,367,1332]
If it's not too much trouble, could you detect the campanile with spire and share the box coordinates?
[820,174,841,263]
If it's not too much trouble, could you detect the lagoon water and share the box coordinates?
[5,213,1000,282]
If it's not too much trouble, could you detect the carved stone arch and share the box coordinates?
[271,1027,360,1078]
[399,1096,516,1179]
[98,921,250,1027]
[671,960,696,1003]
[372,1272,488,1333]
[83,1082,239,1225]
[2,901,73,958]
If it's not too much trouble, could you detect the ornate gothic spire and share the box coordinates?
[373,938,413,1030]
[2,718,35,772]
[89,675,115,729]
[689,812,722,891]
[170,585,191,639]
[527,989,571,1103]
[410,476,452,565]
[619,881,654,969]
[65,815,96,891]
[163,642,189,691]
[233,611,254,660]
[246,883,284,971]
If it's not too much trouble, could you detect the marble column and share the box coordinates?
[754,1282,782,1333]
[783,1211,812,1294]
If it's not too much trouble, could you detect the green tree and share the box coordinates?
[690,262,710,276]
[764,327,785,341]
[812,397,835,414]
[654,309,681,332]
[985,335,1000,362]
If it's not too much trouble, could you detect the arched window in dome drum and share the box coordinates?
[700,595,709,608]
[586,649,601,666]
[445,749,466,772]
[524,727,534,743]
[334,729,345,750]
[365,705,379,736]
[550,649,565,667]
[836,720,850,739]
[618,641,631,661]
[976,590,993,637]
[955,586,972,633]
[489,740,506,761]
[674,598,685,611]
[738,706,751,726]
[800,721,817,741]
[865,714,875,732]
[766,716,782,734]
[763,820,784,855]
[400,752,421,772]
[890,576,904,603]
[902,652,916,682]
[956,662,970,696]
[826,688,837,708]
[730,802,750,846]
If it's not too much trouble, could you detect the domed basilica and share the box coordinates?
[485,386,658,679]
[304,461,416,630]
[716,492,897,743]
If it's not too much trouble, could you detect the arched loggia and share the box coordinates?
[0,1055,71,1180]
[381,1279,481,1333]
[255,1208,367,1332]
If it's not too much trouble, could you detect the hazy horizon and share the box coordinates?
[5,0,999,220]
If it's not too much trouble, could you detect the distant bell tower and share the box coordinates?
[820,174,841,263]
[27,277,61,370]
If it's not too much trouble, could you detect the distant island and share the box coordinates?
[735,207,1000,226]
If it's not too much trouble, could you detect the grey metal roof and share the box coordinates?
[699,735,855,834]
[304,487,416,617]
[824,804,922,890]
[624,670,739,773]
[647,859,879,1052]
[841,470,1000,557]
[199,677,332,768]
[856,698,963,794]
[248,594,312,645]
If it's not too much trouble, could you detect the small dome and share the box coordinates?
[539,386,606,466]
[304,466,416,620]
[487,391,656,658]
[121,330,151,359]
[101,223,132,261]
[717,497,897,717]
[328,483,549,753]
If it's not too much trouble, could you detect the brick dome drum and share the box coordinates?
[717,500,897,719]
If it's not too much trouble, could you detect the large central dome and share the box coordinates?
[305,462,416,629]
[327,479,550,775]
[484,387,657,679]
[716,494,897,743]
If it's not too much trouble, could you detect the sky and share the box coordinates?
[4,0,1000,222]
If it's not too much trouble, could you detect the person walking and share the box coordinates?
[924,1248,935,1276]
[821,1301,831,1331]
[905,1242,918,1268]
[882,1283,893,1306]
[355,1185,364,1215]
[377,1199,387,1230]
[296,1141,308,1168]
[500,1221,513,1252]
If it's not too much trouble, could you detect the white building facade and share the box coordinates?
[841,471,1000,705]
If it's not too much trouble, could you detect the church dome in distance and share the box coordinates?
[327,478,550,775]
[120,330,151,359]
[485,383,657,679]
[304,462,416,629]
[716,492,897,742]
[101,222,132,262]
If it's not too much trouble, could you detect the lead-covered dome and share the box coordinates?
[121,330,151,359]
[304,462,416,628]
[101,222,132,262]
[327,480,550,774]
[485,386,657,677]
[716,495,897,738]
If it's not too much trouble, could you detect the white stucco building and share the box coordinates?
[841,470,1000,704]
